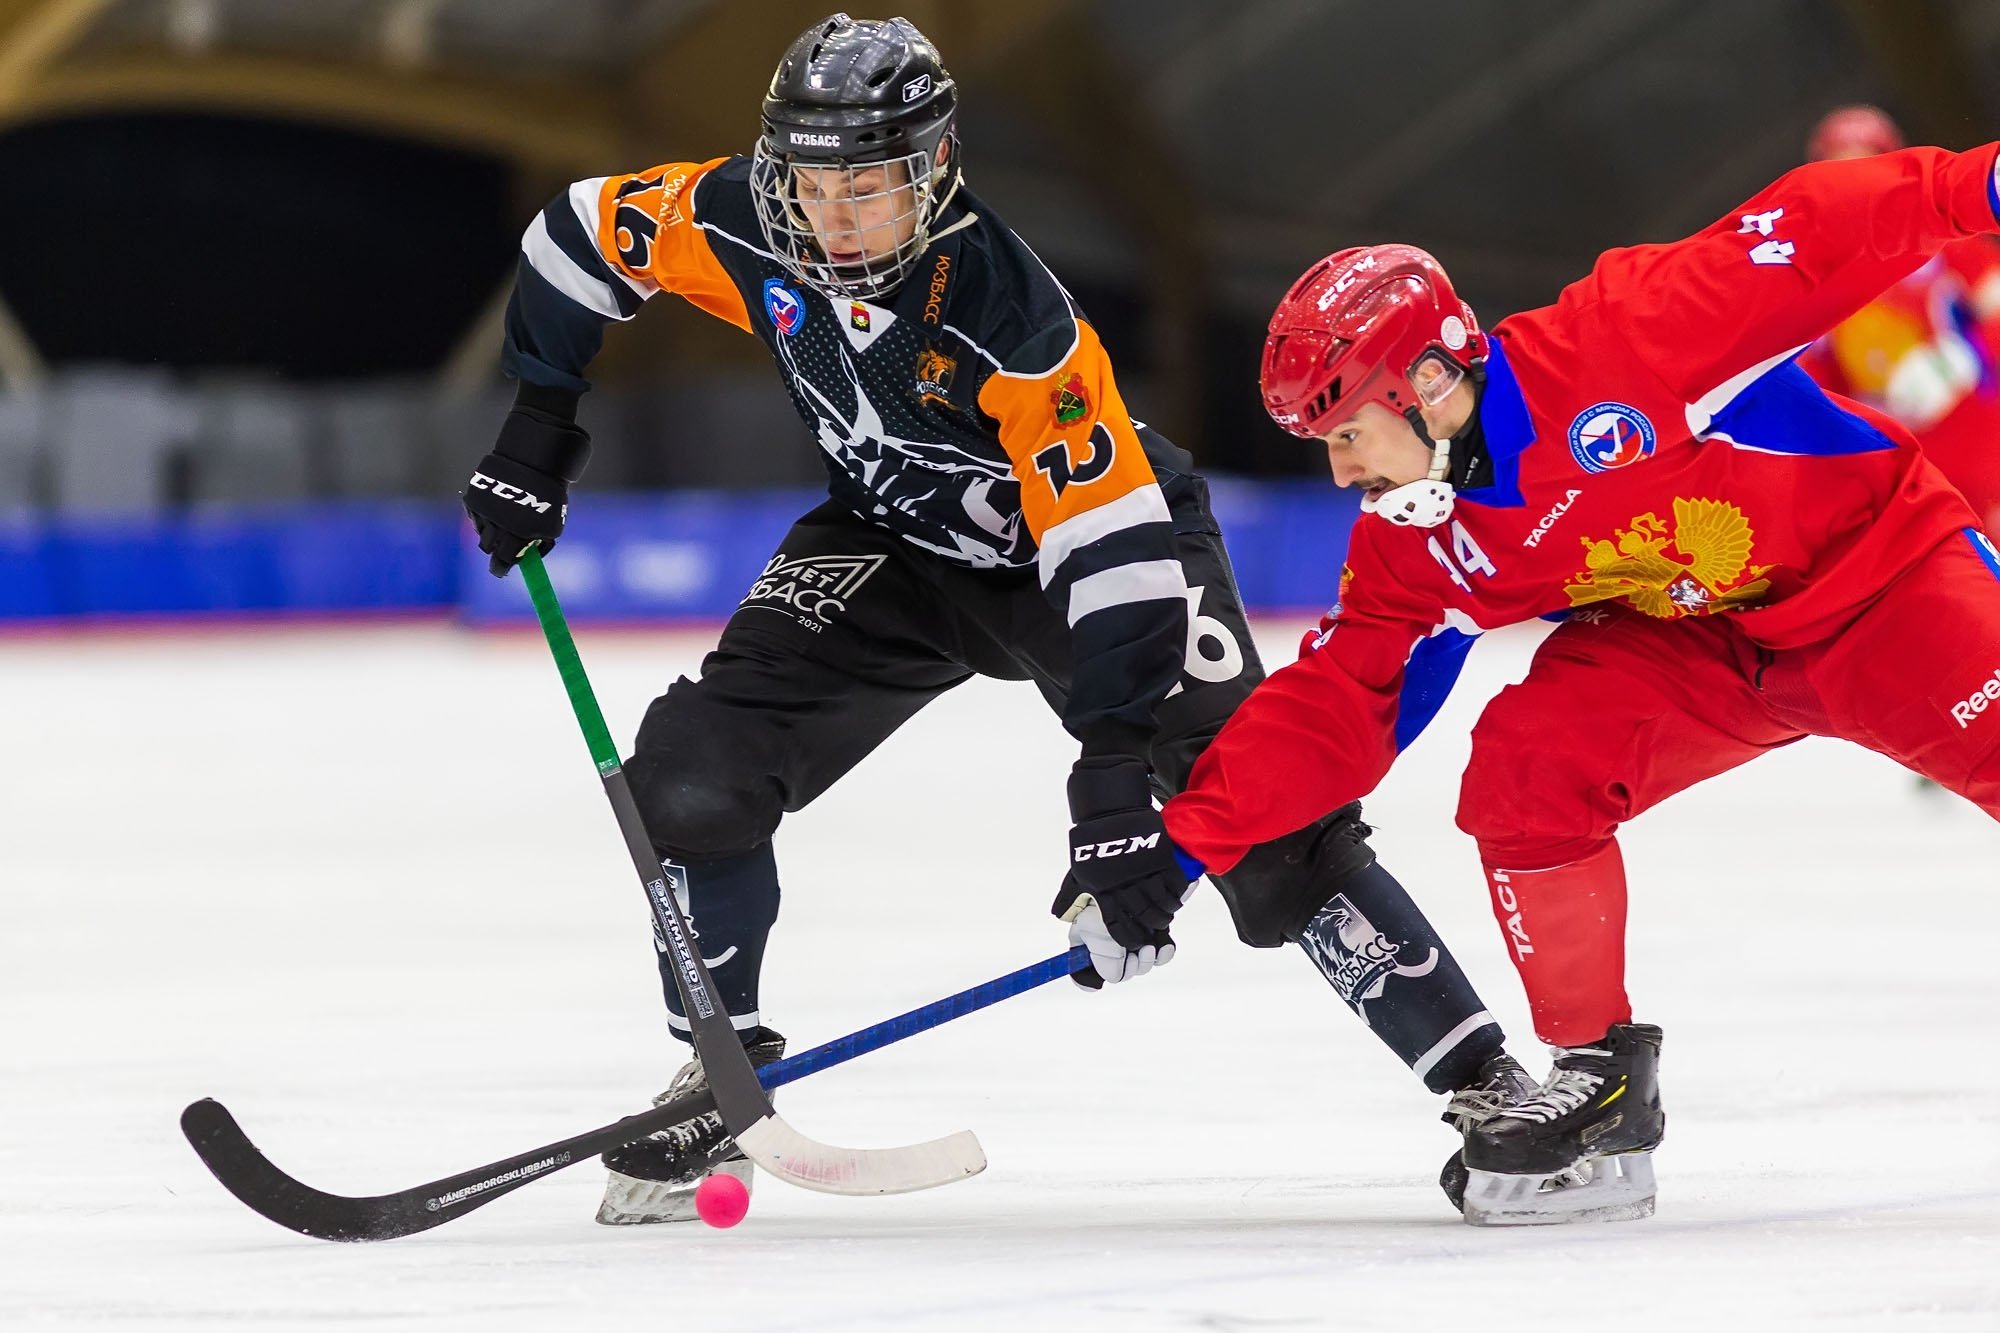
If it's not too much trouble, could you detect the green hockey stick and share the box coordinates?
[517,546,986,1195]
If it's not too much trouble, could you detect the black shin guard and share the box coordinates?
[1296,861,1502,1093]
[654,842,781,1039]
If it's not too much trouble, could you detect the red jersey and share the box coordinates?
[1799,235,2000,430]
[1166,144,2000,875]
[1798,234,2000,518]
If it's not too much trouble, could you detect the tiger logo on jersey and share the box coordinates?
[1564,498,1774,617]
[915,346,955,406]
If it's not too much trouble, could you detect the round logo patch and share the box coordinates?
[1567,402,1656,474]
[762,278,805,336]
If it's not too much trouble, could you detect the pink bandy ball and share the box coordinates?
[694,1171,751,1228]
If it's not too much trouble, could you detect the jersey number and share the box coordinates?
[1167,584,1246,696]
[612,174,664,272]
[1426,522,1498,593]
[1033,423,1115,499]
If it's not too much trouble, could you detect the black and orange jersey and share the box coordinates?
[503,156,1190,749]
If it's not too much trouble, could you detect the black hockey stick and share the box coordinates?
[180,1087,710,1243]
[518,549,986,1196]
[181,946,1087,1241]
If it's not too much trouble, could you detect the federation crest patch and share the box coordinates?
[1052,372,1089,425]
[1563,497,1775,619]
[849,302,871,332]
[1567,402,1656,474]
[763,278,805,336]
[916,346,956,406]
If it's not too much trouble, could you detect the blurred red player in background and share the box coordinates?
[1798,105,2000,531]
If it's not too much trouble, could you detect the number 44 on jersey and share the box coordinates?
[1427,521,1498,592]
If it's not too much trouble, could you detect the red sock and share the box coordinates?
[1483,842,1633,1046]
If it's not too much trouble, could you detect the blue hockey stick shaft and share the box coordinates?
[178,946,1091,1241]
[757,945,1090,1091]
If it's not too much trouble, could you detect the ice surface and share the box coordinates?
[3,619,1995,1331]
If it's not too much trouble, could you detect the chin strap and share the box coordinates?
[1359,406,1456,528]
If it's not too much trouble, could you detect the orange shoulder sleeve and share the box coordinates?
[592,158,753,335]
[975,318,1159,545]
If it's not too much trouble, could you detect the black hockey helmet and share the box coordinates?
[751,13,963,301]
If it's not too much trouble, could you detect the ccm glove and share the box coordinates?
[1051,755,1198,989]
[462,399,591,577]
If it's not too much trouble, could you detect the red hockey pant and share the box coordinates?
[1456,531,2000,1045]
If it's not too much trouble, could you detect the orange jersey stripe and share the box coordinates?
[975,317,1159,548]
[593,159,752,335]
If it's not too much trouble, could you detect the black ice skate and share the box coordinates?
[595,1027,786,1226]
[1459,1022,1664,1226]
[1436,1050,1540,1211]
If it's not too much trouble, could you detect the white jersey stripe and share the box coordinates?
[943,322,1004,372]
[1065,559,1187,627]
[697,218,786,265]
[522,213,626,321]
[564,178,607,245]
[1036,484,1171,588]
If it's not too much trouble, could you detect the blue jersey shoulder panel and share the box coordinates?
[1704,359,1898,457]
[1457,337,1533,510]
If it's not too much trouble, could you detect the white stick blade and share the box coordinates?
[735,1114,986,1196]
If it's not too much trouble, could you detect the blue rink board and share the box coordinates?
[0,483,1359,621]
[0,502,459,619]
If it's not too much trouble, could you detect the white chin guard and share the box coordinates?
[1361,479,1455,527]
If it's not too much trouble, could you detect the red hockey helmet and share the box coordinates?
[1807,105,1903,161]
[1261,244,1486,441]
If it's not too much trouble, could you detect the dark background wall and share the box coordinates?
[0,0,1996,493]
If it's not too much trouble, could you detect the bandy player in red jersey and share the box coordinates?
[1108,143,2000,1224]
[1797,106,2000,531]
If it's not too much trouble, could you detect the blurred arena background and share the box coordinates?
[1,0,1997,623]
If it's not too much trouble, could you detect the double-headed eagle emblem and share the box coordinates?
[1564,497,1774,617]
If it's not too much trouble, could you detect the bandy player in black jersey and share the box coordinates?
[461,12,1531,1224]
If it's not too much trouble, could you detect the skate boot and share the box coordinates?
[1437,1050,1539,1212]
[1460,1022,1664,1226]
[595,1027,786,1226]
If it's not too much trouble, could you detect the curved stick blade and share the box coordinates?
[179,1095,634,1242]
[181,1098,417,1241]
[735,1114,986,1196]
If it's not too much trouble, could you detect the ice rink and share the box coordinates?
[5,616,1997,1331]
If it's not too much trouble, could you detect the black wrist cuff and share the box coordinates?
[513,379,583,423]
[1074,719,1153,763]
[494,406,592,483]
[1067,754,1151,820]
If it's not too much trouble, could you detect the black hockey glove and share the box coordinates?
[1051,755,1196,990]
[462,400,591,577]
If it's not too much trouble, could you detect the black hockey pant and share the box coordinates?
[622,475,1503,1093]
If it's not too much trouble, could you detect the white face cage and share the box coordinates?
[750,141,957,301]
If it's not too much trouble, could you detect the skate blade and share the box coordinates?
[1461,1152,1656,1227]
[595,1159,754,1226]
